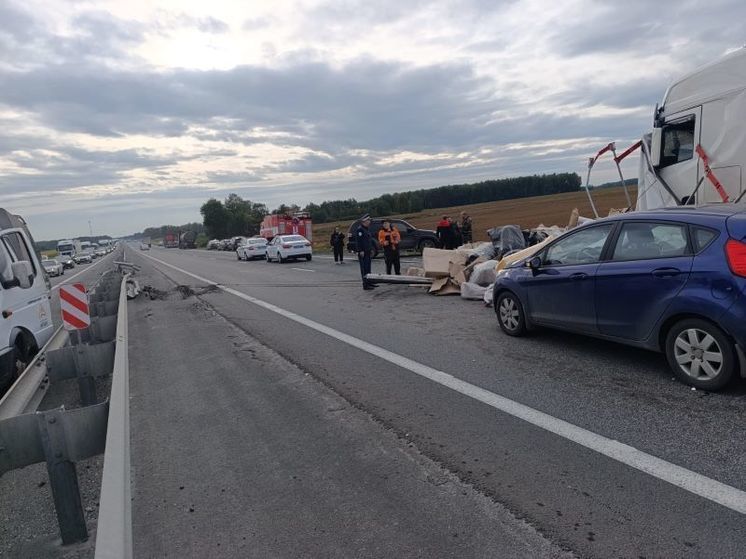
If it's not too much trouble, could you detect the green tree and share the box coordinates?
[200,198,229,238]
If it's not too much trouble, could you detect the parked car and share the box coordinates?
[219,239,233,251]
[266,235,312,263]
[237,238,268,260]
[207,239,221,250]
[493,205,746,391]
[41,259,64,277]
[346,218,438,257]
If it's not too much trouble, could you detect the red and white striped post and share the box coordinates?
[59,283,96,405]
[59,283,91,331]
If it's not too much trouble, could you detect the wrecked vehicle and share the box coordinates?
[492,205,746,391]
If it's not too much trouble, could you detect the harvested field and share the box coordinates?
[312,186,636,250]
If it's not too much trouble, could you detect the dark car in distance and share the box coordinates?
[346,218,439,257]
[493,205,746,391]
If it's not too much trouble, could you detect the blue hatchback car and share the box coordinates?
[493,205,746,390]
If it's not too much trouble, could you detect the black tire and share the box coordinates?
[266,254,272,263]
[495,291,527,337]
[11,336,36,381]
[278,253,285,264]
[418,238,437,253]
[236,252,241,261]
[306,254,312,261]
[664,318,736,391]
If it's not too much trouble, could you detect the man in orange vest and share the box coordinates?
[378,220,401,275]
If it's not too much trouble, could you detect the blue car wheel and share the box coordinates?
[665,318,736,390]
[496,291,527,337]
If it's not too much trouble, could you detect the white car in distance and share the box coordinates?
[42,259,64,277]
[266,235,312,263]
[237,238,268,260]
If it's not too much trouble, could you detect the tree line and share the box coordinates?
[132,172,582,240]
[303,173,581,223]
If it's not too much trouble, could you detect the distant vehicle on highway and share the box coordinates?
[164,231,179,248]
[0,208,54,391]
[57,238,81,258]
[266,235,312,263]
[493,205,746,391]
[59,255,75,270]
[74,251,93,264]
[42,259,64,277]
[237,237,268,260]
[260,212,313,242]
[179,230,197,249]
[140,241,150,251]
[346,218,438,258]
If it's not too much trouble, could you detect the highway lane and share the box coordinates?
[128,245,746,558]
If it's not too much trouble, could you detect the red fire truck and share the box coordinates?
[164,231,179,248]
[260,212,312,241]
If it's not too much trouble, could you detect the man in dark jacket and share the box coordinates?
[356,214,375,290]
[436,216,452,249]
[461,211,473,244]
[330,226,345,264]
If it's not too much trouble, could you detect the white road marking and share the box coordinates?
[138,250,746,516]
[291,267,315,272]
[51,253,110,291]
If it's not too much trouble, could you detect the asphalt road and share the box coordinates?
[126,245,746,558]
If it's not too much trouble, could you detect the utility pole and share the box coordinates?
[88,220,93,237]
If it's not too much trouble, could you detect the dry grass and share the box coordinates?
[311,186,636,251]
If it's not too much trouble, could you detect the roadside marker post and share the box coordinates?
[59,283,96,406]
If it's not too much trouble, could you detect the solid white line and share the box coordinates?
[290,267,315,272]
[138,250,746,515]
[52,254,109,291]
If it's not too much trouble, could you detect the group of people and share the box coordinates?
[335,215,401,290]
[436,212,472,250]
[334,211,474,290]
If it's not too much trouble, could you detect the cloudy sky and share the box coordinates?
[0,0,743,239]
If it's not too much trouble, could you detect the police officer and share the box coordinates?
[356,214,375,290]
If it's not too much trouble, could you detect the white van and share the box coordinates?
[638,48,746,209]
[0,209,54,390]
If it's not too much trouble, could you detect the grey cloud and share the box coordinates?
[552,0,746,63]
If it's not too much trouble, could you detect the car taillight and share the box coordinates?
[725,239,746,277]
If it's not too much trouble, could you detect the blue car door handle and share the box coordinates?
[569,272,588,280]
[651,267,681,278]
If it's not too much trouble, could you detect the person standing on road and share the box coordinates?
[377,220,401,275]
[330,226,345,264]
[449,217,462,249]
[436,216,452,249]
[356,214,375,290]
[461,211,473,244]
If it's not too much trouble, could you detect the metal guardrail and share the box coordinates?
[95,273,132,558]
[0,268,133,556]
[0,325,68,420]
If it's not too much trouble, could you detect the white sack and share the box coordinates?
[460,282,490,300]
[470,259,499,286]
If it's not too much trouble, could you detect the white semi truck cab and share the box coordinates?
[0,209,54,391]
[639,48,746,209]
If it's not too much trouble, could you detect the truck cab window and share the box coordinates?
[659,117,695,168]
[1,232,37,275]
